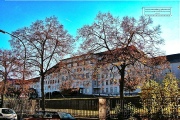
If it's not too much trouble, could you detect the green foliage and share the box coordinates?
[140,73,179,117]
[163,73,179,98]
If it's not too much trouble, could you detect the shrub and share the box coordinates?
[140,73,179,119]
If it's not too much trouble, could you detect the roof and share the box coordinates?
[166,53,180,63]
[9,77,40,85]
[45,53,95,75]
[45,45,142,74]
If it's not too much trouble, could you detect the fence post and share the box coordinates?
[30,100,36,114]
[99,97,106,120]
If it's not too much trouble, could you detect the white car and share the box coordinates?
[0,108,17,120]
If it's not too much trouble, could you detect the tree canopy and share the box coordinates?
[77,12,169,99]
[9,16,75,110]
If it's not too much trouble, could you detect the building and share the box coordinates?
[166,53,180,79]
[28,53,180,97]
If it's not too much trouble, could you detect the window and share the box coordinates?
[83,81,86,86]
[106,88,108,93]
[110,79,113,85]
[102,88,104,93]
[83,67,86,71]
[106,80,108,85]
[110,73,113,78]
[94,81,97,85]
[73,63,77,67]
[98,81,100,86]
[77,68,82,72]
[86,73,90,78]
[62,76,65,81]
[80,82,83,86]
[2,109,15,114]
[110,87,113,93]
[105,73,108,78]
[97,74,100,79]
[67,63,72,68]
[114,87,117,93]
[85,88,87,93]
[58,74,61,78]
[76,82,79,86]
[81,74,84,79]
[56,85,59,90]
[87,88,89,93]
[101,74,104,78]
[102,81,104,86]
[68,75,71,80]
[73,75,76,80]
[89,60,94,64]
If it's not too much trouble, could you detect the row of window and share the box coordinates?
[44,85,59,91]
[102,87,118,93]
[45,79,60,84]
[45,72,119,84]
[67,60,95,68]
[93,79,118,86]
[46,65,119,80]
[43,78,119,89]
[83,87,118,94]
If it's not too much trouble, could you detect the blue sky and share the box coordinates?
[0,0,179,55]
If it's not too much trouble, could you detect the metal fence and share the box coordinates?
[42,96,180,119]
[44,98,99,118]
[3,96,180,119]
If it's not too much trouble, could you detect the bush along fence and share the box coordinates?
[39,95,180,120]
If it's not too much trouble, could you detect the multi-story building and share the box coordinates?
[32,53,121,97]
[166,53,180,79]
[30,53,180,97]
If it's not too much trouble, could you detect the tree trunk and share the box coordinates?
[41,73,45,111]
[119,65,125,100]
[0,94,3,107]
[1,77,7,107]
[119,65,125,120]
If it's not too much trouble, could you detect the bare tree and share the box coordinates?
[9,16,74,110]
[0,49,20,106]
[77,12,168,100]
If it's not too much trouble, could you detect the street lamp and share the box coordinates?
[48,85,51,99]
[0,29,27,119]
[0,29,26,85]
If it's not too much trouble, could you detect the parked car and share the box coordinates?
[0,108,18,120]
[28,111,76,120]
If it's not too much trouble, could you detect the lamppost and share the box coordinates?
[0,29,27,119]
[48,85,50,99]
[0,29,26,86]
